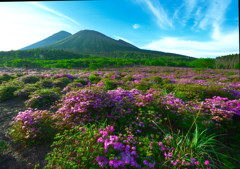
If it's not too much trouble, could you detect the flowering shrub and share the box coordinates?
[201,96,240,122]
[9,109,56,145]
[4,67,240,168]
[26,88,60,109]
[45,124,215,169]
[53,88,138,130]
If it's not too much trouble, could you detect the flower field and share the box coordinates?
[0,66,239,169]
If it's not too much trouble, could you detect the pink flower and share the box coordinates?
[195,161,200,165]
[204,160,210,165]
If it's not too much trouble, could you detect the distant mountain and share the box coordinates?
[21,29,193,59]
[20,31,72,50]
[41,30,139,53]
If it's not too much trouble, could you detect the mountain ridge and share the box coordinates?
[20,30,72,50]
[20,29,193,59]
[41,30,140,53]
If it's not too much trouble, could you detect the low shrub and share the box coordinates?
[54,77,71,88]
[0,85,20,102]
[36,79,55,88]
[0,74,16,84]
[9,109,56,145]
[45,124,217,169]
[14,84,39,99]
[26,88,60,109]
[0,140,7,153]
[53,88,138,130]
[73,78,88,85]
[150,76,163,84]
[103,78,117,90]
[4,79,24,88]
[21,75,40,84]
[89,73,101,84]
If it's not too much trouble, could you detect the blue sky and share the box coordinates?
[0,0,238,58]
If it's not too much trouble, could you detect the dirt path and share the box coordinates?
[0,98,51,169]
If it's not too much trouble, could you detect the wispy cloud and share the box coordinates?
[142,29,239,58]
[29,2,81,26]
[198,0,231,30]
[133,24,140,29]
[136,0,173,29]
[184,0,197,19]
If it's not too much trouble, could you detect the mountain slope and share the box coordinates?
[20,31,72,50]
[42,30,139,53]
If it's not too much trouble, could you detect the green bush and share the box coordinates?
[26,88,60,109]
[54,77,71,88]
[123,75,134,81]
[150,76,163,84]
[14,84,39,99]
[103,79,117,90]
[0,85,20,102]
[44,124,102,168]
[0,140,7,153]
[4,79,24,88]
[73,78,88,85]
[37,79,55,88]
[89,73,101,84]
[135,83,151,90]
[226,72,234,76]
[21,75,40,84]
[0,74,16,84]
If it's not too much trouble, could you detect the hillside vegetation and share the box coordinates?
[216,53,239,69]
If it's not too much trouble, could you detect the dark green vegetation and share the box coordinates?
[216,53,239,69]
[20,31,72,50]
[0,48,195,69]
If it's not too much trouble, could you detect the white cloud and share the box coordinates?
[133,24,140,29]
[114,36,133,44]
[142,29,239,58]
[136,0,173,29]
[0,2,80,51]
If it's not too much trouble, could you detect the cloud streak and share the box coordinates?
[0,2,78,51]
[136,0,173,29]
[29,2,81,26]
[198,0,231,30]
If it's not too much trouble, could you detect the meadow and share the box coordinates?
[0,66,239,169]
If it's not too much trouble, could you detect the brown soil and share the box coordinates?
[0,98,51,169]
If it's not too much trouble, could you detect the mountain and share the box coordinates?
[41,30,139,53]
[21,29,193,59]
[20,31,72,50]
